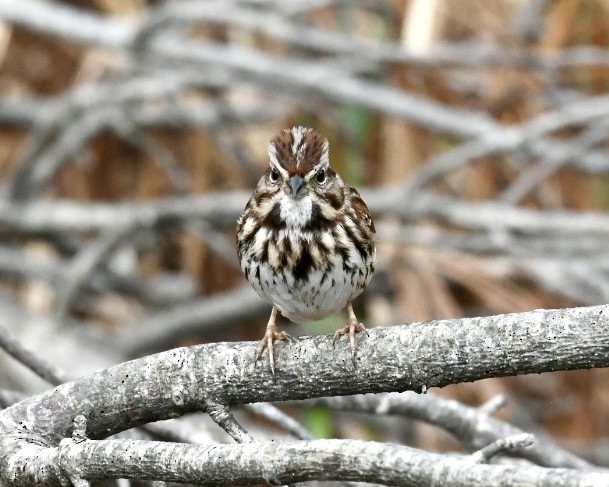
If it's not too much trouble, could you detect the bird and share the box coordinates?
[236,126,376,374]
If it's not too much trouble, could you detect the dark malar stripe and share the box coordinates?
[304,202,332,232]
[262,202,286,230]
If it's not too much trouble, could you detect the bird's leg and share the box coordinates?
[333,301,368,363]
[255,306,293,375]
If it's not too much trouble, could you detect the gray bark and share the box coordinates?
[1,305,608,485]
[21,438,609,487]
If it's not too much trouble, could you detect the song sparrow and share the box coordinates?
[237,126,376,374]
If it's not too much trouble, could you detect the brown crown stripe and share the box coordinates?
[271,128,327,176]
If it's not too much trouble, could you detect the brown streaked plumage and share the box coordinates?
[237,126,376,374]
[269,128,329,176]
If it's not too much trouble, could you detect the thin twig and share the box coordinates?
[305,392,593,469]
[470,433,535,464]
[207,402,255,443]
[246,403,313,440]
[0,323,66,385]
[119,284,269,356]
[55,224,137,324]
[478,395,508,416]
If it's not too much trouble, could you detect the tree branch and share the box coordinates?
[0,324,66,386]
[307,392,593,469]
[470,433,534,463]
[3,188,609,237]
[0,0,499,139]
[1,305,608,484]
[35,437,609,486]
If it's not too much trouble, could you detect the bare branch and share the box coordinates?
[307,392,592,469]
[246,403,313,440]
[55,225,136,324]
[470,433,535,464]
[0,0,134,48]
[207,402,254,444]
[0,323,66,385]
[478,394,508,415]
[402,94,609,196]
[37,437,609,486]
[369,190,609,236]
[0,0,499,139]
[1,304,607,483]
[3,188,609,239]
[119,284,269,356]
[0,389,26,409]
[0,305,607,444]
[500,117,609,203]
[143,417,221,445]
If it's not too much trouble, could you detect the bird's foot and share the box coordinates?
[255,310,294,375]
[333,318,368,365]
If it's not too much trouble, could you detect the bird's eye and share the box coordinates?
[316,169,326,184]
[269,169,280,183]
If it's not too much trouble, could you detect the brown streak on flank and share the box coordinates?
[351,191,375,234]
[236,220,260,258]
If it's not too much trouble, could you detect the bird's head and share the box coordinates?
[266,126,333,200]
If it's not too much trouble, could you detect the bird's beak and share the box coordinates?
[288,175,304,197]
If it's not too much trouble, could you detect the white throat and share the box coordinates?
[279,196,312,227]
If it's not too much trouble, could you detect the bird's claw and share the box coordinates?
[255,329,293,375]
[333,320,367,365]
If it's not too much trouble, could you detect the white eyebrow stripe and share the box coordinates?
[268,141,278,166]
[267,142,289,177]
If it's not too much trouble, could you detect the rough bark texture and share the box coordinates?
[37,439,609,486]
[1,305,608,485]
